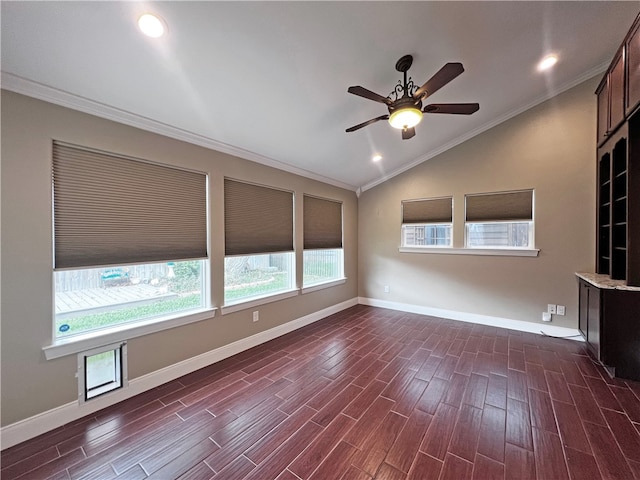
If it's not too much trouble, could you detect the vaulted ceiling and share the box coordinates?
[2,2,638,191]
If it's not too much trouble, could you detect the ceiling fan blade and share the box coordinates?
[347,86,392,105]
[345,115,389,132]
[402,127,415,140]
[413,63,465,100]
[423,103,480,115]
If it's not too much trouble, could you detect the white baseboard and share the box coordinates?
[358,297,584,340]
[1,297,358,450]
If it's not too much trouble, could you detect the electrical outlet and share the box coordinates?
[252,311,259,322]
[384,285,390,293]
[547,304,557,314]
[557,305,566,315]
[542,312,552,322]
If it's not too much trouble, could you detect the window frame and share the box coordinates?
[401,196,453,248]
[77,342,128,404]
[464,189,535,250]
[465,220,535,249]
[401,223,453,248]
[302,248,345,289]
[302,195,345,289]
[46,142,213,360]
[223,179,297,310]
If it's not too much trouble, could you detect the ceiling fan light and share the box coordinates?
[388,107,423,129]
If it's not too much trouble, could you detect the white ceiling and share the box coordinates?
[2,1,639,192]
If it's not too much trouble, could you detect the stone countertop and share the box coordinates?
[576,272,640,291]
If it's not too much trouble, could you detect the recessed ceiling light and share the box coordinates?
[537,54,558,72]
[138,13,166,38]
[372,154,382,162]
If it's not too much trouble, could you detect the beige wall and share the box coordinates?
[0,91,358,426]
[358,77,598,329]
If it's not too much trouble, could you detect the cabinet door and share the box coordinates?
[597,82,609,145]
[587,285,601,361]
[610,51,625,133]
[627,21,640,115]
[578,281,589,339]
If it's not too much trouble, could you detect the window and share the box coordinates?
[465,190,534,248]
[52,142,208,339]
[224,179,295,304]
[224,253,294,303]
[303,195,344,287]
[401,197,453,247]
[78,342,127,402]
[55,260,205,338]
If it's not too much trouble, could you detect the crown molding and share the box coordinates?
[358,62,609,193]
[0,72,358,192]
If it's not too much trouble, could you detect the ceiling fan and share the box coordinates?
[346,55,479,140]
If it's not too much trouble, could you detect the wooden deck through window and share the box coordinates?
[2,305,640,480]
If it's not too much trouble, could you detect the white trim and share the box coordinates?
[44,308,217,360]
[0,73,357,193]
[399,247,540,257]
[1,297,358,449]
[221,289,299,315]
[302,277,347,294]
[358,297,583,340]
[359,63,608,193]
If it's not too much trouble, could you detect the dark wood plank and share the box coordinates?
[504,443,536,480]
[553,400,592,454]
[532,428,569,480]
[477,404,506,463]
[583,421,635,480]
[472,454,505,480]
[289,414,355,479]
[420,403,459,461]
[406,452,443,480]
[448,404,483,462]
[601,408,640,462]
[415,377,449,415]
[564,447,603,480]
[440,453,473,480]
[385,409,432,473]
[506,398,533,451]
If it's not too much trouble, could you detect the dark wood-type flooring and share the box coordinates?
[3,305,640,480]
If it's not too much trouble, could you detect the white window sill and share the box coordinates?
[302,277,347,294]
[399,247,540,257]
[221,288,299,315]
[44,307,216,360]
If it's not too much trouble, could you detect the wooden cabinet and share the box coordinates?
[584,11,640,383]
[626,19,640,115]
[597,49,627,146]
[577,276,640,381]
[610,50,626,132]
[578,279,601,361]
[597,81,609,146]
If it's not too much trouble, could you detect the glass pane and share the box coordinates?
[466,222,532,247]
[86,350,119,390]
[224,252,294,304]
[303,249,344,287]
[402,224,452,247]
[55,260,205,338]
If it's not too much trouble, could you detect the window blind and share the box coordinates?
[224,179,294,256]
[465,190,533,222]
[52,142,207,269]
[303,195,343,249]
[402,197,453,224]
